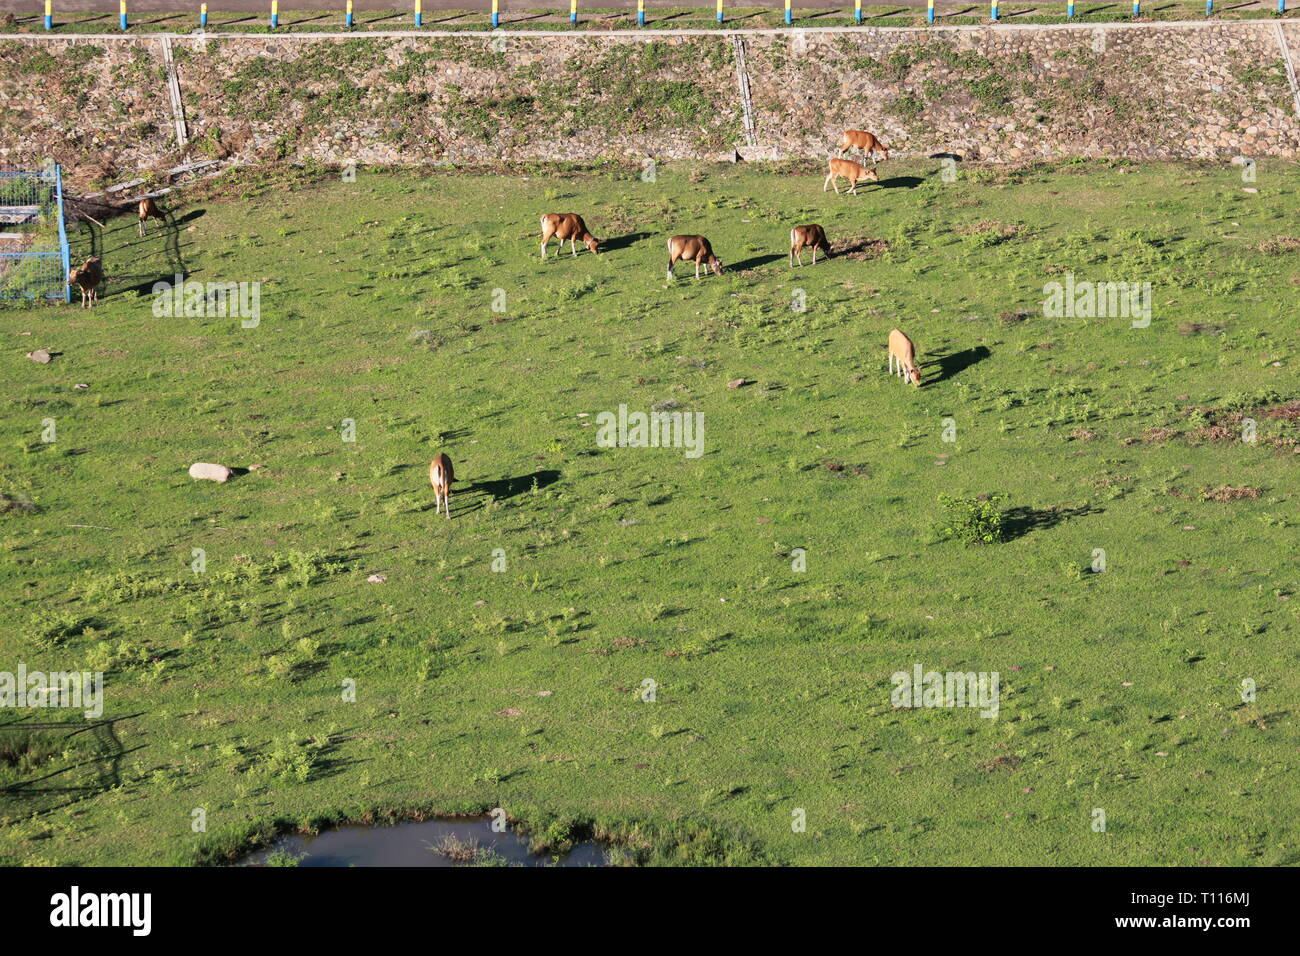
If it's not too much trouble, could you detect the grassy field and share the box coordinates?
[1,157,1297,866]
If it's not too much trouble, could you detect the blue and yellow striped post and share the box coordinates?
[927,0,935,22]
[1206,0,1212,11]
[491,0,499,28]
[119,0,127,29]
[414,0,421,26]
[855,0,862,22]
[270,0,278,28]
[345,0,353,28]
[1066,0,1074,15]
[1279,0,1285,13]
[785,0,792,24]
[1131,0,1139,15]
[570,0,577,24]
[44,0,52,29]
[990,0,998,19]
[200,2,208,28]
[717,0,724,24]
[637,0,645,25]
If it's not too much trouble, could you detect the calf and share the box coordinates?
[540,213,599,259]
[667,235,723,280]
[67,257,103,308]
[837,130,890,164]
[137,197,166,236]
[429,453,455,519]
[824,158,879,195]
[789,224,830,267]
[887,328,923,387]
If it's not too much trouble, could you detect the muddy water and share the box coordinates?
[241,816,608,867]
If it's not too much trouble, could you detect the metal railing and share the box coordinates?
[0,165,72,303]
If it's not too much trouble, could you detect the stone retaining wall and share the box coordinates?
[1,23,1297,188]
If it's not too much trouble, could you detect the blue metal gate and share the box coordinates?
[0,164,73,303]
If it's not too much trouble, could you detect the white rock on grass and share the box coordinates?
[188,462,232,482]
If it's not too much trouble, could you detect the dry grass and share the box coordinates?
[1254,237,1300,255]
[1200,485,1260,502]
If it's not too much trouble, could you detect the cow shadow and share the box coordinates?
[730,253,784,272]
[873,176,925,190]
[601,231,652,252]
[929,346,991,383]
[451,470,562,517]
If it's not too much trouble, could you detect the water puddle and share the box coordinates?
[240,815,608,867]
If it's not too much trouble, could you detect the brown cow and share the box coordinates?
[887,328,923,387]
[789,224,831,267]
[667,235,723,280]
[429,452,455,519]
[837,130,890,164]
[540,213,599,259]
[67,257,103,308]
[138,197,166,236]
[824,158,879,195]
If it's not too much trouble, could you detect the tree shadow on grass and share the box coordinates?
[1002,503,1102,542]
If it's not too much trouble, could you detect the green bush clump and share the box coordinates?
[936,493,1008,545]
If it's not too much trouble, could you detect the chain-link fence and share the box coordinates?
[0,165,72,304]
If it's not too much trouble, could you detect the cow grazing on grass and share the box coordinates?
[667,235,722,280]
[540,213,599,259]
[137,197,166,236]
[887,327,923,387]
[429,453,455,519]
[67,257,103,308]
[789,224,830,267]
[824,158,879,195]
[837,130,890,164]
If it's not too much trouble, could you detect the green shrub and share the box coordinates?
[936,493,1008,545]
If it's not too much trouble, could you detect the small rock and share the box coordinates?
[537,690,553,697]
[727,378,750,389]
[366,573,387,583]
[188,462,232,482]
[248,464,265,471]
[1242,187,1258,194]
[74,383,89,389]
[26,349,52,364]
[473,599,486,606]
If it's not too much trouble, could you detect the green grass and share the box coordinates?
[1,157,1297,866]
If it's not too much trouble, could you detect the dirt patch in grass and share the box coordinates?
[981,755,1021,773]
[1200,485,1260,502]
[1254,237,1300,255]
[833,237,890,261]
[1178,322,1225,336]
[1263,401,1300,420]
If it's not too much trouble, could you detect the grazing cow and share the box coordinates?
[887,328,923,387]
[667,235,723,280]
[789,224,831,267]
[837,130,890,164]
[824,158,879,195]
[540,213,599,259]
[67,257,103,308]
[429,453,455,519]
[137,197,166,236]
